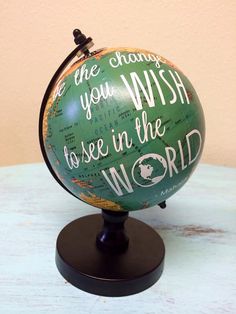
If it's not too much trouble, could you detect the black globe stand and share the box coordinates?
[96,209,129,253]
[56,209,165,297]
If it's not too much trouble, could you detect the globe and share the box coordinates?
[41,47,205,211]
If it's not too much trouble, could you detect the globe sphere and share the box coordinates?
[41,47,205,211]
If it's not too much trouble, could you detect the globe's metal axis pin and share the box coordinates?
[73,28,94,58]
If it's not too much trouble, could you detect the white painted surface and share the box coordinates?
[0,163,235,313]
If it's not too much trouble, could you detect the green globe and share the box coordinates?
[41,47,205,211]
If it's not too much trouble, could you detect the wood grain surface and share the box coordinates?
[0,163,235,314]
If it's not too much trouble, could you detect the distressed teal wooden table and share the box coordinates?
[0,163,235,313]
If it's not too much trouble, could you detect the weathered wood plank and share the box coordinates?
[0,163,235,313]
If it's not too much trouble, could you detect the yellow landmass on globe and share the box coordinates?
[71,178,94,188]
[79,192,124,211]
[42,94,54,142]
[93,47,181,71]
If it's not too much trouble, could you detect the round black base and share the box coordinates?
[56,214,165,297]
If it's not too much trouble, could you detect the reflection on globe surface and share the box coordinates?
[41,47,205,211]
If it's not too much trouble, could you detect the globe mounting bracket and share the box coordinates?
[73,28,94,58]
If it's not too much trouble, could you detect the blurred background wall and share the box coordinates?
[0,0,235,167]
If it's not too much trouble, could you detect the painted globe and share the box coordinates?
[41,47,205,211]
